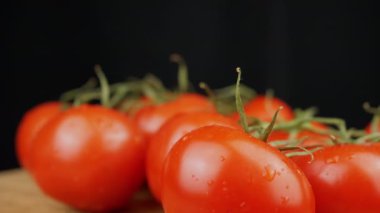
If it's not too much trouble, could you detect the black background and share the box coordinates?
[2,0,379,170]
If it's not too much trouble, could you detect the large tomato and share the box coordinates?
[161,125,315,213]
[29,104,146,212]
[16,101,62,170]
[133,93,215,138]
[146,112,239,201]
[291,144,380,213]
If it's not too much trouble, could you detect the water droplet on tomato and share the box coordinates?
[240,201,246,208]
[326,156,340,164]
[280,196,289,205]
[207,180,214,186]
[220,156,226,162]
[262,165,277,181]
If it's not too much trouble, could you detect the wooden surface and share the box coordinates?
[0,169,164,212]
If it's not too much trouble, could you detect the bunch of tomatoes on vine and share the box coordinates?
[16,54,380,212]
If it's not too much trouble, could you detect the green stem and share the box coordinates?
[269,139,299,147]
[214,84,256,100]
[199,82,216,101]
[294,107,318,120]
[363,102,380,114]
[285,146,322,161]
[261,107,283,142]
[235,67,249,133]
[312,117,349,141]
[73,91,100,107]
[109,81,143,107]
[363,102,380,133]
[60,77,97,103]
[141,82,168,104]
[356,132,380,144]
[170,53,189,93]
[109,86,129,107]
[371,116,380,133]
[143,74,169,95]
[300,125,340,137]
[94,65,111,107]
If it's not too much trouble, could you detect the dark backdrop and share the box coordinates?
[2,0,379,170]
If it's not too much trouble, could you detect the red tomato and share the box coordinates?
[146,112,239,201]
[30,104,146,212]
[292,144,380,213]
[240,95,294,122]
[161,125,315,213]
[16,101,62,170]
[133,93,215,138]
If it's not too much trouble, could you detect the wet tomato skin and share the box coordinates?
[292,144,380,213]
[162,125,315,213]
[146,111,239,201]
[30,104,146,212]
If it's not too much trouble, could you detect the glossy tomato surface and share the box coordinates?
[16,101,62,170]
[162,125,315,213]
[243,95,294,122]
[133,93,215,138]
[292,144,380,213]
[30,104,146,212]
[146,112,239,201]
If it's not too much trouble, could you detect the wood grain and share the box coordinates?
[0,169,163,212]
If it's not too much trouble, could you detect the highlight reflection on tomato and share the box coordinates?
[146,111,238,201]
[162,125,315,213]
[292,144,380,213]
[30,104,146,212]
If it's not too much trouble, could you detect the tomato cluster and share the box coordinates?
[15,63,380,212]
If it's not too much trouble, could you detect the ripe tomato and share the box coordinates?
[242,95,294,122]
[146,112,239,201]
[133,93,215,138]
[291,144,380,213]
[30,104,146,212]
[161,125,315,213]
[16,101,62,170]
